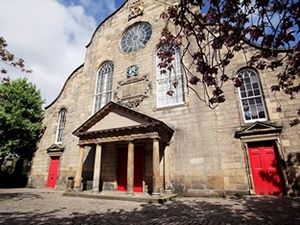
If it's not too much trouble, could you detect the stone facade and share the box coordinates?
[29,0,300,197]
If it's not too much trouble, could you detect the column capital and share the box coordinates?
[126,138,135,143]
[150,136,160,140]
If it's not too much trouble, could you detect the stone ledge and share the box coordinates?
[63,190,178,204]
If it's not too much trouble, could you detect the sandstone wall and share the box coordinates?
[29,0,300,196]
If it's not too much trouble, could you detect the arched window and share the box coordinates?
[94,61,114,113]
[56,109,67,144]
[156,46,184,108]
[238,68,267,122]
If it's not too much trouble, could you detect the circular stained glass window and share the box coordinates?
[120,22,152,53]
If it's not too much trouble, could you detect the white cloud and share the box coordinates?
[0,0,119,106]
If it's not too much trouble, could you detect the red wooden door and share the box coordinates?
[117,147,144,192]
[134,146,143,192]
[117,148,127,192]
[47,157,60,188]
[248,142,282,195]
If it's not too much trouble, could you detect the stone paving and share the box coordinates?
[0,188,299,225]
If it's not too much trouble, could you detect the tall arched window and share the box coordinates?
[56,108,67,144]
[94,61,114,113]
[156,46,184,108]
[238,68,267,122]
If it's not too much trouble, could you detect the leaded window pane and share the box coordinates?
[94,62,114,113]
[56,109,67,143]
[156,46,185,108]
[120,23,152,53]
[238,69,267,122]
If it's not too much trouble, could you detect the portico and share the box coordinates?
[72,102,174,196]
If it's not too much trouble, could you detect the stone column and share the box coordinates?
[74,145,84,191]
[152,138,160,196]
[127,141,134,195]
[92,144,102,193]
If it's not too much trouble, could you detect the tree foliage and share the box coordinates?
[0,78,44,160]
[157,0,300,109]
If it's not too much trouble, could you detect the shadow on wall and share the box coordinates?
[82,146,95,191]
[283,153,300,196]
[0,158,29,188]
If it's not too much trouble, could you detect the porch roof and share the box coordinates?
[234,121,283,138]
[73,101,174,143]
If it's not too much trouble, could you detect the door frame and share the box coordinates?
[46,144,64,188]
[47,156,60,188]
[117,144,145,193]
[247,141,283,195]
[241,136,286,195]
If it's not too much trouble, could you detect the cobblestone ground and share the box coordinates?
[0,188,299,225]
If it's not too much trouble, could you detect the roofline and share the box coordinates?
[86,1,128,48]
[45,63,84,110]
[46,1,128,109]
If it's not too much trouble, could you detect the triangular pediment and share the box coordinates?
[73,101,174,137]
[88,107,150,132]
[47,144,64,151]
[47,144,64,156]
[234,121,283,138]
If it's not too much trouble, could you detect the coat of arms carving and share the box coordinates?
[128,0,144,20]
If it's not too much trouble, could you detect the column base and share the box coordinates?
[92,189,99,194]
[152,192,161,197]
[74,187,81,192]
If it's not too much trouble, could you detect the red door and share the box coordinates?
[134,146,143,192]
[248,142,283,195]
[117,147,144,192]
[117,148,127,192]
[47,157,60,188]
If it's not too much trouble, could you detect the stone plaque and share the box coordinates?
[122,81,142,97]
[114,74,152,108]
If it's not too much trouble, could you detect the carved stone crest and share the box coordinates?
[126,65,139,78]
[128,0,144,20]
[114,74,152,108]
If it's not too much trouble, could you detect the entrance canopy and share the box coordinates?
[73,101,174,144]
[234,121,283,141]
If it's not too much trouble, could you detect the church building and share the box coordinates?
[28,0,300,197]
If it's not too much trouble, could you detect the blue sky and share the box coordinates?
[59,0,125,24]
[0,0,125,105]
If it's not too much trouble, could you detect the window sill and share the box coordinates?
[155,102,187,111]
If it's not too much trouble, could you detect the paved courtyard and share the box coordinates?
[0,188,299,225]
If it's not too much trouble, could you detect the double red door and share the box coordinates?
[117,147,143,192]
[47,157,60,188]
[248,142,283,195]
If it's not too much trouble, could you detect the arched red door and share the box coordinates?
[248,142,283,195]
[47,157,60,188]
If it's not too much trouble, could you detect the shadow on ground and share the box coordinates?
[0,193,299,225]
[0,192,44,202]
